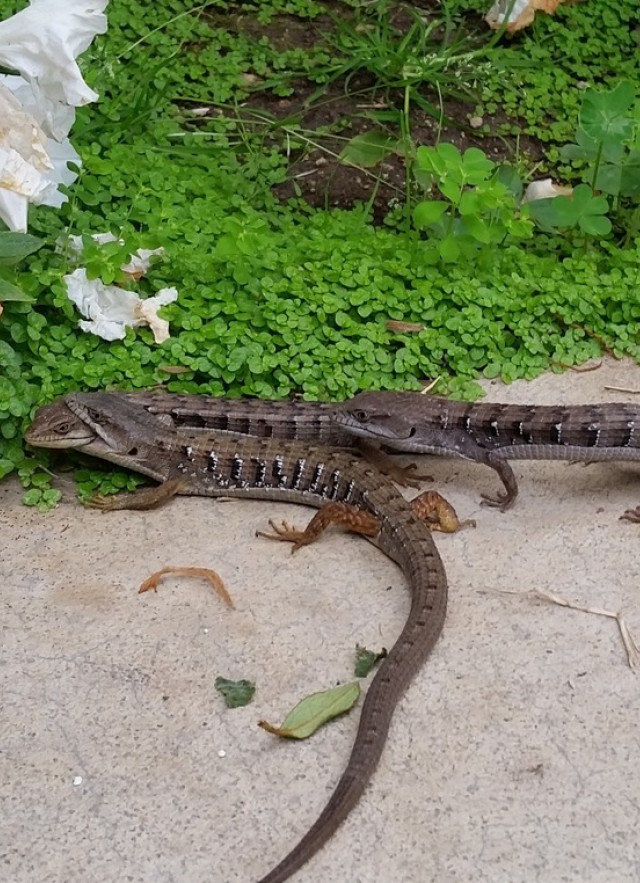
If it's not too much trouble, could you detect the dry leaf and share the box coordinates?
[139,565,235,608]
[386,320,424,333]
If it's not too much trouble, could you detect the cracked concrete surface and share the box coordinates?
[1,359,639,883]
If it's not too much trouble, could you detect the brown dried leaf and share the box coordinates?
[139,565,235,608]
[386,320,424,333]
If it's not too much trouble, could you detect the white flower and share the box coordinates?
[0,1,108,230]
[64,268,178,343]
[0,0,108,107]
[0,81,81,230]
[65,232,166,278]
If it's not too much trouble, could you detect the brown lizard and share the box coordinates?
[123,388,640,512]
[334,389,640,512]
[25,392,448,883]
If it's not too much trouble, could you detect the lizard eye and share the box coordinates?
[55,421,70,434]
[352,409,370,423]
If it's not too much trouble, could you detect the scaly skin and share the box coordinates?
[26,393,448,883]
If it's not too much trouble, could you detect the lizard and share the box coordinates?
[119,389,433,489]
[333,389,640,512]
[25,392,448,883]
[121,388,640,513]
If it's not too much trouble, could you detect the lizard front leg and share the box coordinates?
[88,477,184,511]
[476,451,519,511]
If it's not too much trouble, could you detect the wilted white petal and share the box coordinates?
[0,81,81,223]
[523,178,573,203]
[0,0,108,107]
[0,84,51,171]
[38,137,81,207]
[65,268,178,343]
[135,288,177,343]
[63,233,164,278]
[0,73,76,141]
[0,188,28,232]
[0,146,54,203]
[486,0,529,27]
[122,247,165,279]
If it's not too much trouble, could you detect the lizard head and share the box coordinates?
[26,392,165,474]
[334,391,420,446]
[25,398,97,449]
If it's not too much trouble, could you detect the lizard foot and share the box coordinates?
[620,506,640,523]
[358,442,433,489]
[410,490,475,533]
[86,478,183,511]
[480,488,516,512]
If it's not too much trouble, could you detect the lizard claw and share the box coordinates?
[85,493,115,510]
[480,489,516,511]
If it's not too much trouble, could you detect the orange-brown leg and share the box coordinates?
[257,501,381,554]
[410,490,476,533]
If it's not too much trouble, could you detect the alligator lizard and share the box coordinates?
[25,392,448,883]
[335,390,640,510]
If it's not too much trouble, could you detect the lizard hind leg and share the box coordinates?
[256,502,381,554]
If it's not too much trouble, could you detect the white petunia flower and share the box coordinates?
[0,1,108,230]
[0,0,108,107]
[64,268,178,343]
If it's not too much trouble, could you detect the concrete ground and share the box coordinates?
[1,358,639,883]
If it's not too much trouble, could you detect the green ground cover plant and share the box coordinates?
[1,0,639,504]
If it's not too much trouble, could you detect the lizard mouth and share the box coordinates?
[25,403,97,449]
[25,424,97,449]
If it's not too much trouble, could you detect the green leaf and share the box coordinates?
[579,213,612,236]
[438,178,461,203]
[415,145,447,177]
[593,163,623,196]
[413,200,448,227]
[462,214,491,243]
[495,164,523,200]
[215,676,256,709]
[23,488,42,506]
[0,277,35,301]
[580,81,636,145]
[529,184,611,236]
[435,143,463,169]
[619,150,640,198]
[438,235,460,262]
[0,232,43,265]
[354,645,386,678]
[258,681,360,740]
[527,197,571,230]
[339,131,398,168]
[460,147,494,184]
[0,457,15,479]
[458,190,480,216]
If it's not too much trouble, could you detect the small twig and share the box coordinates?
[549,359,602,373]
[498,588,639,669]
[419,378,440,394]
[603,385,640,395]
